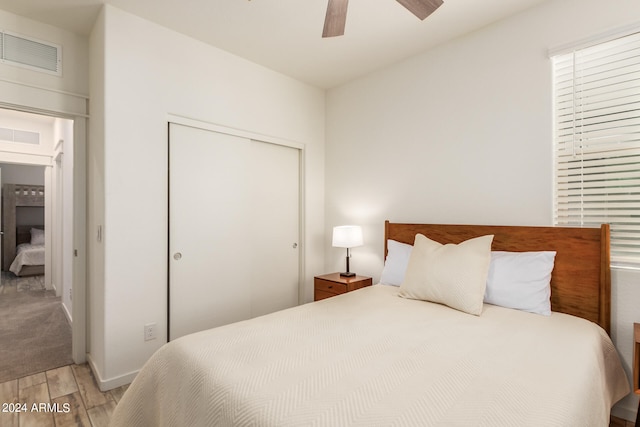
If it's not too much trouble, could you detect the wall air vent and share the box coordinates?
[0,127,40,145]
[0,30,62,76]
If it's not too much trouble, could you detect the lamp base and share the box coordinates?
[340,272,356,277]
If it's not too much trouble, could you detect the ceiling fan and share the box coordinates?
[323,0,444,37]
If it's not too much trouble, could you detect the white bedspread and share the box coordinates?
[111,285,629,427]
[9,243,44,275]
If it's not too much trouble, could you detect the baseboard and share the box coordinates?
[86,354,138,392]
[61,301,72,324]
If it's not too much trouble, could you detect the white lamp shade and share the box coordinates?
[332,225,363,248]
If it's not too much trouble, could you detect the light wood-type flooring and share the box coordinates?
[0,364,127,427]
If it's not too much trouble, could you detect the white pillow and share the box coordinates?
[484,251,556,316]
[379,239,413,286]
[399,233,494,316]
[30,228,44,245]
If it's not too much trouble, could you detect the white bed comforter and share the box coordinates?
[111,285,629,427]
[9,243,44,275]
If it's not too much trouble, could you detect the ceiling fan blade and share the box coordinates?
[322,0,349,38]
[395,0,443,20]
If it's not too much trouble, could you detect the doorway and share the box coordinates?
[0,163,74,381]
[0,107,85,377]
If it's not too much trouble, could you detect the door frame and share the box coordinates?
[166,114,306,335]
[0,104,87,364]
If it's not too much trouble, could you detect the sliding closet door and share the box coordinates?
[169,124,252,340]
[249,140,300,317]
[169,123,300,340]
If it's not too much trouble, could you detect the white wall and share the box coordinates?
[88,5,325,389]
[0,9,88,97]
[0,108,56,158]
[0,163,44,185]
[0,9,88,115]
[88,8,106,378]
[325,0,640,420]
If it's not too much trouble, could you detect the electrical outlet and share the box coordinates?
[144,323,157,341]
[68,288,72,301]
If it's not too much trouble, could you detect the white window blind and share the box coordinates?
[553,31,640,266]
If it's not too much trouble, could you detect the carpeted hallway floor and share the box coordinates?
[0,273,72,383]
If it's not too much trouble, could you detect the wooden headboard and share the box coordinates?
[384,221,611,334]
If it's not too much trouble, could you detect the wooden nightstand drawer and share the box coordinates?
[314,273,373,301]
[315,278,347,295]
[314,289,338,301]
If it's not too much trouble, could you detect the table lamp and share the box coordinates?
[332,225,363,277]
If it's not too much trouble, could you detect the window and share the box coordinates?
[553,31,640,266]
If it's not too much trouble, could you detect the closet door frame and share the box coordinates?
[167,115,306,336]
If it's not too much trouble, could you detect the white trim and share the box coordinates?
[62,299,72,324]
[54,138,64,153]
[0,150,52,166]
[44,165,52,290]
[0,84,88,119]
[548,21,640,57]
[87,354,138,392]
[0,77,88,100]
[0,101,88,119]
[72,117,87,365]
[167,114,305,151]
[298,146,306,305]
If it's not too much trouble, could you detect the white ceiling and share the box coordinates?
[0,0,550,88]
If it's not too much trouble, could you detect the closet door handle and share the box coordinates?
[173,252,182,260]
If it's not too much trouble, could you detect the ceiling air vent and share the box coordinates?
[0,30,62,76]
[0,127,40,145]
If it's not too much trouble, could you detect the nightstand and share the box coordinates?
[314,273,373,301]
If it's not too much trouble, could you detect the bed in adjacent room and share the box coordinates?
[110,221,629,427]
[2,184,45,276]
[9,226,45,276]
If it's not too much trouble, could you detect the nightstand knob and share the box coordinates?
[292,243,298,249]
[173,252,182,260]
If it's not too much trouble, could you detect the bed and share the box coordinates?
[9,226,45,276]
[110,221,629,427]
[2,184,45,276]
